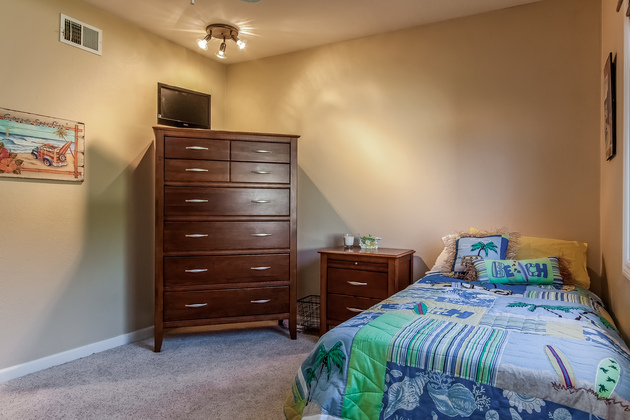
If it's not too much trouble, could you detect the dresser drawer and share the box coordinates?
[164,286,289,322]
[231,162,290,184]
[164,254,289,287]
[164,187,290,217]
[327,294,381,323]
[327,267,388,299]
[164,221,290,252]
[165,137,230,160]
[231,141,290,163]
[165,159,229,182]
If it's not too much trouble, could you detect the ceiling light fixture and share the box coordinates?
[196,24,246,59]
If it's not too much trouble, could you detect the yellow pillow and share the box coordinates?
[469,228,590,289]
[515,236,589,289]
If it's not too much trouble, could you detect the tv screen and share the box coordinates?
[157,83,211,129]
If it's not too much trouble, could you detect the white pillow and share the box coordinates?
[427,234,457,273]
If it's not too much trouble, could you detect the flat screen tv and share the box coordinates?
[157,83,211,129]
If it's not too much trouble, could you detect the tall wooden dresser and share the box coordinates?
[153,126,298,351]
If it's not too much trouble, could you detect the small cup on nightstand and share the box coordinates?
[343,233,354,248]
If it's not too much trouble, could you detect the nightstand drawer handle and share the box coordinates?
[251,299,271,304]
[185,146,209,150]
[185,303,208,308]
[185,199,208,203]
[251,266,272,271]
[252,170,272,174]
[251,233,272,237]
[251,200,272,204]
[185,269,208,273]
[254,150,272,154]
[347,281,368,286]
[185,234,208,238]
[346,307,364,313]
[185,168,209,172]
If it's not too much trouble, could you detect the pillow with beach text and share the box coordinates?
[473,256,562,285]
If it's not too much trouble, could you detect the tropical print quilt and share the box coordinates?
[284,274,630,420]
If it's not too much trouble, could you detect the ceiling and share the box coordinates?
[83,0,542,64]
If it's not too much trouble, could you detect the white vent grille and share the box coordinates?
[60,14,102,55]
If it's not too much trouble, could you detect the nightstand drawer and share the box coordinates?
[164,286,289,322]
[165,159,229,182]
[327,294,381,323]
[231,162,290,183]
[164,187,290,217]
[231,141,290,163]
[164,254,289,287]
[327,267,388,299]
[164,221,290,252]
[164,137,229,160]
[327,258,388,272]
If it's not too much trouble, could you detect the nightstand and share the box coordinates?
[318,247,415,335]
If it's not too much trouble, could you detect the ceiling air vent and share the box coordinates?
[59,14,102,55]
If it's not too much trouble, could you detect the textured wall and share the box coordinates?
[600,0,630,343]
[0,0,226,370]
[225,0,604,315]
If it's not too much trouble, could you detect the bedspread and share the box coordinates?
[284,274,630,420]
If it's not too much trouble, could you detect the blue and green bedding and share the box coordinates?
[285,274,630,419]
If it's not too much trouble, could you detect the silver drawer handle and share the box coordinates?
[251,299,271,304]
[185,303,208,308]
[346,307,364,313]
[251,233,272,237]
[254,150,272,153]
[251,200,271,204]
[185,199,208,203]
[347,281,368,286]
[185,146,209,150]
[251,170,272,174]
[185,234,208,238]
[186,168,209,172]
[185,269,208,273]
[251,266,272,271]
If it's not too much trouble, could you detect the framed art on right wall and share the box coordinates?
[604,52,617,161]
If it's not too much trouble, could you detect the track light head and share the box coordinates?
[216,39,227,59]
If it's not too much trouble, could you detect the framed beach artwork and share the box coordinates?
[603,53,616,161]
[0,108,84,182]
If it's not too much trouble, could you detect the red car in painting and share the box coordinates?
[31,141,72,167]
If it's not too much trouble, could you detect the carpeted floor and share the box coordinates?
[0,322,318,420]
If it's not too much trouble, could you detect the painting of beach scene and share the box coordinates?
[0,107,84,182]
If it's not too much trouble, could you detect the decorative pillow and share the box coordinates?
[515,236,589,289]
[474,257,563,285]
[440,228,520,276]
[468,228,521,259]
[427,234,457,273]
[451,235,509,274]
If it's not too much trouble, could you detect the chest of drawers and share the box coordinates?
[154,126,298,351]
[318,247,415,335]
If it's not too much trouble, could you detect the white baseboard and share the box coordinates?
[0,326,154,383]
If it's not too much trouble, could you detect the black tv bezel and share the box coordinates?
[157,83,211,130]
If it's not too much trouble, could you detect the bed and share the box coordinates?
[284,232,630,420]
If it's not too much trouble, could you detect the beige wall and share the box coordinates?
[0,0,226,370]
[601,0,630,342]
[3,0,627,374]
[226,0,605,318]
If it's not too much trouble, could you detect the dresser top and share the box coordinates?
[318,247,415,258]
[153,125,299,140]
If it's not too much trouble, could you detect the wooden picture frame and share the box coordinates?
[0,107,85,182]
[604,53,617,161]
